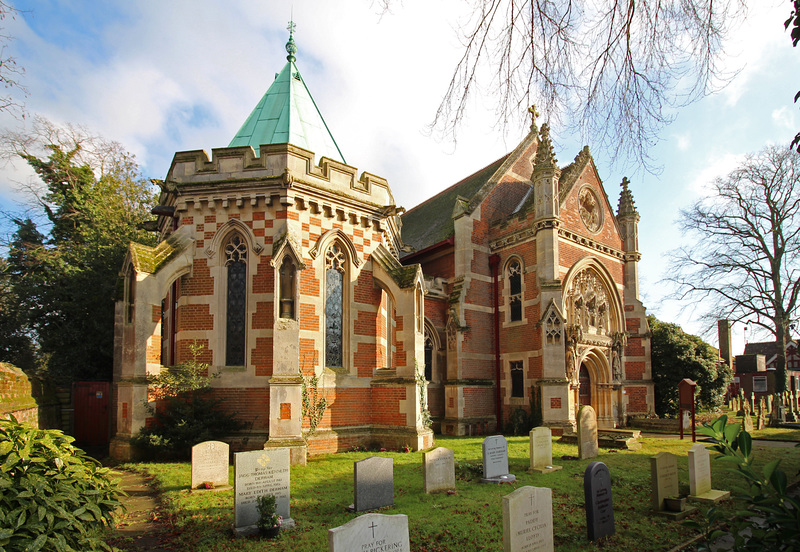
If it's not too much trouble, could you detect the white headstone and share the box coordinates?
[650,452,678,512]
[577,406,599,460]
[329,513,409,552]
[688,443,730,504]
[502,486,554,552]
[234,448,293,536]
[191,440,229,489]
[529,427,562,473]
[423,447,455,494]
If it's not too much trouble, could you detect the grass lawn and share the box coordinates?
[120,433,800,552]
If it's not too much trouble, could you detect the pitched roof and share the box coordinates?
[228,33,345,164]
[400,155,509,256]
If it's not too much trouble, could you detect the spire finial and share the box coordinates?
[528,105,540,134]
[286,20,297,62]
[617,177,638,217]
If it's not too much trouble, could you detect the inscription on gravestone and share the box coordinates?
[352,456,394,512]
[191,440,229,489]
[650,451,678,512]
[328,513,409,552]
[577,405,599,460]
[234,448,292,536]
[584,462,615,541]
[482,435,516,484]
[423,447,455,494]
[502,486,554,552]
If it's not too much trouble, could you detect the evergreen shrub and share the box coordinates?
[0,414,123,551]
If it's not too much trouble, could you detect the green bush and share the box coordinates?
[0,414,123,551]
[685,415,800,550]
[132,342,247,460]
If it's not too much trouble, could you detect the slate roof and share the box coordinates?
[400,155,509,256]
[743,341,779,357]
[228,38,345,164]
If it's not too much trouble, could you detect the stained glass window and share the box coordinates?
[508,260,522,321]
[225,234,247,366]
[424,332,434,381]
[325,243,346,367]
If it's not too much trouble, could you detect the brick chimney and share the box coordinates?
[718,319,733,368]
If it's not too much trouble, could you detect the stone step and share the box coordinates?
[559,429,642,451]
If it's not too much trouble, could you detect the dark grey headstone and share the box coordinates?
[353,456,393,512]
[584,461,615,541]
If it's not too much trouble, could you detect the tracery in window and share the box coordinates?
[565,270,609,335]
[508,260,522,322]
[325,243,346,367]
[545,309,562,344]
[225,233,247,366]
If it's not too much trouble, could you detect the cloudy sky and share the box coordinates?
[0,0,797,353]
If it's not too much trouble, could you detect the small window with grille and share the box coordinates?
[510,361,524,398]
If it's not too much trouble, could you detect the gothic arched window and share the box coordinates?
[325,243,346,367]
[424,331,434,381]
[224,233,247,366]
[507,259,523,322]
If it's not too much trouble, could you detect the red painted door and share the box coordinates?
[579,365,592,406]
[73,382,110,445]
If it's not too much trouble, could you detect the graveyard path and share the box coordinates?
[106,469,178,552]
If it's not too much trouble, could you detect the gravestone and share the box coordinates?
[650,451,695,520]
[191,440,230,490]
[577,405,599,460]
[502,486,553,552]
[743,401,754,433]
[688,443,730,504]
[352,456,393,512]
[529,427,562,473]
[584,462,615,541]
[329,513,409,552]
[481,435,517,484]
[423,447,455,493]
[233,448,293,537]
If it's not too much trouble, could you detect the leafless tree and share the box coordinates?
[669,146,800,396]
[0,1,26,115]
[381,0,749,170]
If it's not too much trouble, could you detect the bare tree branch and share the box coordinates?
[668,146,800,393]
[395,0,748,170]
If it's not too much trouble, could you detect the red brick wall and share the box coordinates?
[211,387,269,430]
[626,386,648,413]
[464,387,495,416]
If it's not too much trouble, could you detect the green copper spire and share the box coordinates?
[228,22,346,164]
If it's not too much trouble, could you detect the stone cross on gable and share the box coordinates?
[529,104,540,133]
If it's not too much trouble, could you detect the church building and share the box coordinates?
[110,26,653,462]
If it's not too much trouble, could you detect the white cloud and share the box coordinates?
[772,105,798,132]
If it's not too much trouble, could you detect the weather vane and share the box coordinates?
[286,20,297,62]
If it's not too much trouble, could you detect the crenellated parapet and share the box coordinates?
[167,143,394,208]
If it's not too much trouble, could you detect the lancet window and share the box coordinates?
[325,243,346,368]
[510,361,524,398]
[507,259,523,322]
[225,233,247,366]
